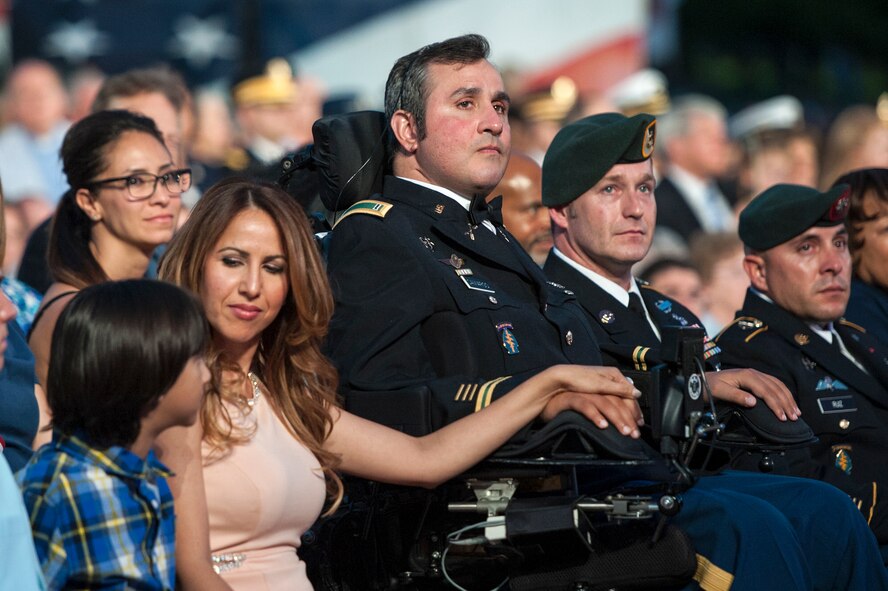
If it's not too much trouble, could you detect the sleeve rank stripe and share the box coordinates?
[465,384,478,401]
[475,376,512,413]
[332,200,393,228]
[744,327,768,343]
[455,384,466,401]
[632,346,650,372]
[693,554,734,591]
[869,482,877,525]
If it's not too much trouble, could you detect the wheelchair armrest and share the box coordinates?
[493,411,659,461]
[343,386,434,437]
[716,402,817,446]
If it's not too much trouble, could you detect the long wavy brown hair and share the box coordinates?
[159,177,343,509]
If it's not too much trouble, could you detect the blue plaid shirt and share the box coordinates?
[16,434,176,590]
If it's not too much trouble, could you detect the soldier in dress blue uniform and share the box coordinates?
[325,34,636,433]
[715,182,888,546]
[538,111,888,588]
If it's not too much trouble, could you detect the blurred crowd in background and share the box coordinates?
[1,53,886,338]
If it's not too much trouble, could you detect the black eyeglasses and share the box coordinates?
[87,168,193,201]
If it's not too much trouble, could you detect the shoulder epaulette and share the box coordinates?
[332,199,394,228]
[838,318,867,333]
[715,316,768,344]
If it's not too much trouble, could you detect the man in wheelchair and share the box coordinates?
[293,34,888,590]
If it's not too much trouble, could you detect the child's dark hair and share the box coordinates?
[47,279,209,448]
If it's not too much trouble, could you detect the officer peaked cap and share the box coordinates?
[739,183,851,251]
[542,112,657,207]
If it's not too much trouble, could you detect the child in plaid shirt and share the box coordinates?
[18,280,209,590]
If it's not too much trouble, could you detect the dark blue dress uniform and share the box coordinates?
[716,289,888,543]
[544,253,720,370]
[326,176,599,428]
[544,251,888,590]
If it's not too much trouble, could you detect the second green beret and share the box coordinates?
[739,183,850,251]
[542,112,656,207]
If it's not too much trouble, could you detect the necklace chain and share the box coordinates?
[245,371,262,407]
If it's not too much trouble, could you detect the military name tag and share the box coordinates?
[817,395,857,414]
[461,275,495,293]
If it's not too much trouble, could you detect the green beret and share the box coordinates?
[739,183,851,251]
[542,112,657,207]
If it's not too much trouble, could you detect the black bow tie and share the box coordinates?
[469,193,504,226]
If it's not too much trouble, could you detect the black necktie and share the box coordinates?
[628,292,647,319]
[828,332,843,356]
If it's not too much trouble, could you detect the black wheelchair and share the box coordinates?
[278,111,818,591]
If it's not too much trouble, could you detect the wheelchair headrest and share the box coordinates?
[281,110,390,213]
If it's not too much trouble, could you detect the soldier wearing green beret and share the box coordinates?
[716,182,888,547]
[541,112,888,588]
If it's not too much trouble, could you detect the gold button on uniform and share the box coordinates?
[839,419,850,430]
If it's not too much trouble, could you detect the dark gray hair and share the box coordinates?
[384,34,490,150]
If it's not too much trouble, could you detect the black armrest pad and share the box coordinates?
[494,411,659,461]
[717,402,815,445]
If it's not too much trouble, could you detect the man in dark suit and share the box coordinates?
[537,111,888,585]
[654,95,735,249]
[716,183,888,544]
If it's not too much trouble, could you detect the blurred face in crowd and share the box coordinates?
[856,125,888,171]
[77,131,182,252]
[237,102,295,146]
[674,112,731,179]
[109,91,185,166]
[704,247,749,317]
[745,145,793,197]
[745,225,851,324]
[787,135,819,188]
[493,153,551,265]
[851,192,888,290]
[394,59,511,199]
[551,159,656,288]
[647,265,705,319]
[8,61,69,136]
[192,92,235,162]
[200,208,289,366]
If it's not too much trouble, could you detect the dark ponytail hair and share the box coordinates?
[48,109,166,288]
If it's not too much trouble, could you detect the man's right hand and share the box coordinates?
[539,365,643,438]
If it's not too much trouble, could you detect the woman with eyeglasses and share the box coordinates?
[28,109,191,386]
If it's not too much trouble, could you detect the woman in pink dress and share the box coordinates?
[156,178,642,590]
